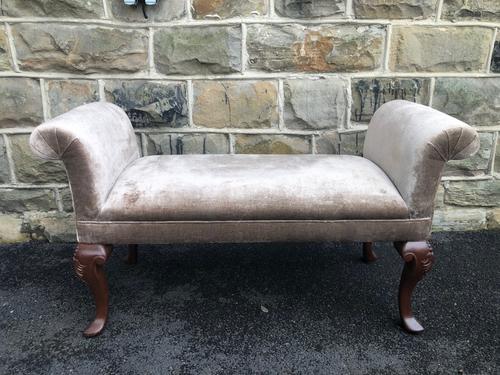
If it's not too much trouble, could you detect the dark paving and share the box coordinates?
[0,231,499,374]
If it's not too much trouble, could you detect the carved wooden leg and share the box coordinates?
[394,241,434,334]
[362,242,378,263]
[125,244,138,265]
[73,243,112,337]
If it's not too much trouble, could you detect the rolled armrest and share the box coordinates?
[30,102,140,220]
[363,100,479,219]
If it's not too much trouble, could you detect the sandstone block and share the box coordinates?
[491,37,500,73]
[0,28,12,71]
[9,135,67,184]
[105,80,188,128]
[0,189,58,213]
[1,0,105,18]
[441,0,500,21]
[154,27,241,75]
[284,78,347,130]
[47,80,99,118]
[235,134,311,154]
[12,24,148,73]
[193,81,278,129]
[351,78,430,122]
[21,212,76,242]
[432,207,487,231]
[0,78,43,128]
[315,131,366,155]
[353,0,437,19]
[60,189,74,212]
[495,135,500,175]
[0,136,11,183]
[444,133,494,177]
[338,131,366,155]
[487,208,500,229]
[444,179,500,207]
[145,133,229,155]
[315,132,339,154]
[432,78,500,127]
[108,0,185,22]
[389,27,493,72]
[0,214,29,243]
[247,24,385,73]
[275,0,345,18]
[193,0,267,19]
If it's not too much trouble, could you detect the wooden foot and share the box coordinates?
[362,242,378,263]
[125,244,138,265]
[73,243,112,337]
[394,241,434,334]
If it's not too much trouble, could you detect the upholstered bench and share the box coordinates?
[30,100,479,337]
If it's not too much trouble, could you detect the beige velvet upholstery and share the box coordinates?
[30,102,139,220]
[364,100,480,218]
[99,154,409,221]
[30,100,479,244]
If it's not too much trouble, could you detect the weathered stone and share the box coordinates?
[1,0,105,18]
[275,0,345,18]
[432,78,500,127]
[154,27,241,75]
[491,37,500,74]
[338,131,366,155]
[442,0,500,21]
[108,0,185,22]
[351,78,430,122]
[0,189,58,213]
[105,81,188,128]
[193,81,278,129]
[0,28,12,71]
[193,0,267,19]
[47,80,98,118]
[60,188,74,212]
[444,179,500,207]
[0,136,10,183]
[487,208,500,229]
[21,212,76,242]
[353,0,437,19]
[389,27,493,72]
[284,78,347,130]
[315,132,339,154]
[432,207,487,231]
[445,133,494,177]
[0,214,29,243]
[12,24,148,73]
[235,134,311,154]
[9,135,67,184]
[434,185,446,209]
[247,24,385,73]
[315,130,366,154]
[145,133,229,155]
[495,134,500,175]
[0,78,43,128]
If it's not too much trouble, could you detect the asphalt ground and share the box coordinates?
[0,231,499,374]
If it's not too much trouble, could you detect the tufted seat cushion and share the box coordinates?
[98,154,409,221]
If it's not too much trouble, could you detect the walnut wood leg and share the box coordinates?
[362,242,378,263]
[73,243,112,337]
[394,241,434,334]
[125,244,138,265]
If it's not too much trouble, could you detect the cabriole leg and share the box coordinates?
[125,244,138,265]
[394,241,434,334]
[73,243,112,337]
[362,242,378,263]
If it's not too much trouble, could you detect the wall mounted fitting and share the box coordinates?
[123,0,158,19]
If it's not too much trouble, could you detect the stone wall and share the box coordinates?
[0,0,499,242]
